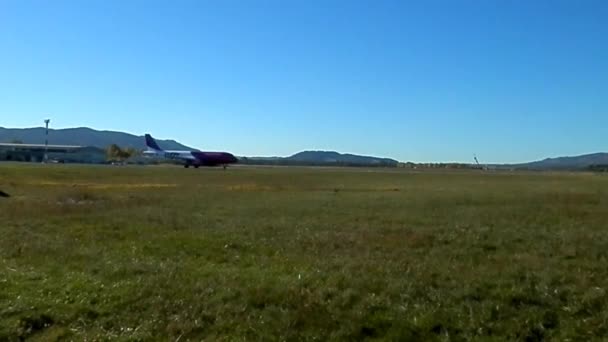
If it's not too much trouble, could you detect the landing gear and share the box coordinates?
[184,164,190,168]
[195,165,200,169]
[223,165,227,170]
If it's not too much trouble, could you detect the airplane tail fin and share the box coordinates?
[145,134,163,151]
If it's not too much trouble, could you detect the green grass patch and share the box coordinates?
[1,164,608,340]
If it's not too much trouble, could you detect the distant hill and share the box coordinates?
[241,151,399,167]
[510,153,608,170]
[287,151,398,166]
[0,127,195,150]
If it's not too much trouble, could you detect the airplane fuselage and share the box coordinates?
[144,150,238,167]
[143,134,238,168]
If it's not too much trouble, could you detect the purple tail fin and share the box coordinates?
[145,134,163,151]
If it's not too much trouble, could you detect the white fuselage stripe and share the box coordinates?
[143,150,196,161]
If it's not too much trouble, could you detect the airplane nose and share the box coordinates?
[224,153,237,163]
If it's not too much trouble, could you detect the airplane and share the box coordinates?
[143,134,238,169]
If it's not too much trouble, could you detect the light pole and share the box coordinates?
[44,119,50,163]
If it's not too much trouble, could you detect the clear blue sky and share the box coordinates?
[1,0,606,163]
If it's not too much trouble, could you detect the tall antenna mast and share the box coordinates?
[473,154,486,170]
[44,119,50,163]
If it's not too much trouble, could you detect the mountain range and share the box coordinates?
[289,151,398,165]
[243,151,399,167]
[0,127,193,151]
[0,126,606,169]
[501,153,608,170]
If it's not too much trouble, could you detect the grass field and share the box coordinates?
[1,164,608,341]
